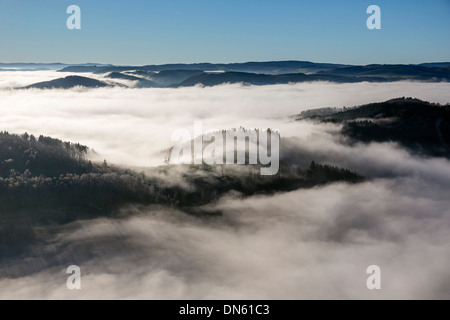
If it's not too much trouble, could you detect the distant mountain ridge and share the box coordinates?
[175,71,389,87]
[57,60,350,75]
[0,63,111,71]
[14,60,450,89]
[318,64,450,81]
[2,60,449,74]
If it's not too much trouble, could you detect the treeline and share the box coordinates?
[305,161,365,184]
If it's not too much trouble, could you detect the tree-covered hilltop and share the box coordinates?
[0,132,364,222]
[23,76,110,89]
[0,131,91,177]
[300,98,450,157]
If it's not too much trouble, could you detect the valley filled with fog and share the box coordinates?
[1,71,450,299]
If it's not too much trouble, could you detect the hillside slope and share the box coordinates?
[23,76,111,89]
[302,98,450,157]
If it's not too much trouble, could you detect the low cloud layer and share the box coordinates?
[1,175,450,299]
[0,72,449,167]
[1,72,450,299]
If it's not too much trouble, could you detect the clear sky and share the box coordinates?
[0,0,449,65]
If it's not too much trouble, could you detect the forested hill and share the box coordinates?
[23,76,110,89]
[300,98,450,157]
[0,131,91,177]
[0,132,364,220]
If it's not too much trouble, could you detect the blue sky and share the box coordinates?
[0,0,449,65]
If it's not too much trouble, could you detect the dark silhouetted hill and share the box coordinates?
[23,76,110,89]
[0,131,365,221]
[304,98,450,157]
